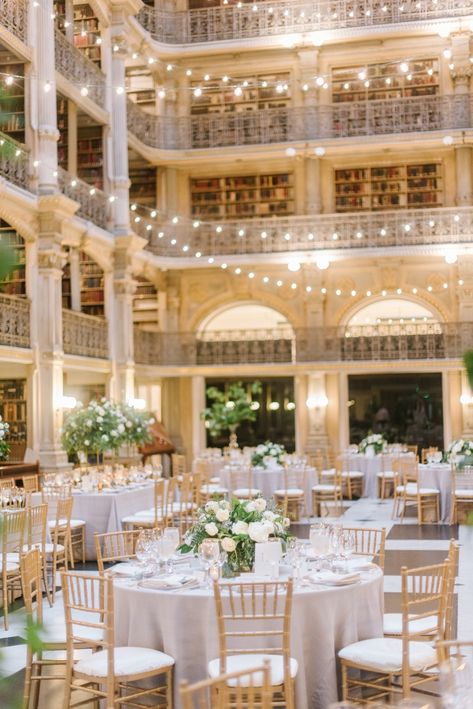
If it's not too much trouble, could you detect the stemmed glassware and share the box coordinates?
[439,654,473,709]
[198,539,221,587]
[159,527,180,574]
[309,523,331,572]
[339,531,355,572]
[135,529,155,578]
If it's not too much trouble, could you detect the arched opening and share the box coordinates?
[345,298,441,336]
[199,303,293,336]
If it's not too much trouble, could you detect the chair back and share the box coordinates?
[421,447,438,464]
[452,464,473,494]
[22,475,39,493]
[172,453,187,477]
[49,497,73,546]
[342,526,386,570]
[95,529,141,574]
[398,457,418,485]
[20,547,43,626]
[0,478,15,490]
[1,508,26,556]
[26,503,48,550]
[180,662,272,709]
[444,540,459,640]
[405,445,419,457]
[227,466,253,494]
[213,580,293,674]
[61,571,111,654]
[283,465,306,491]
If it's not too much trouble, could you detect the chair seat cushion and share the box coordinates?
[208,653,298,687]
[48,519,85,529]
[209,477,221,484]
[274,488,304,497]
[75,646,174,678]
[30,542,65,555]
[0,560,20,573]
[454,489,473,498]
[312,484,341,492]
[338,637,436,673]
[377,471,395,478]
[201,485,228,494]
[320,469,336,477]
[383,613,439,636]
[396,484,439,495]
[341,471,364,478]
[233,488,262,497]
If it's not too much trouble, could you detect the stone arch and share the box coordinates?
[337,292,447,328]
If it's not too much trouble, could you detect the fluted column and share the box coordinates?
[305,157,322,213]
[305,374,329,452]
[33,0,59,194]
[455,146,473,205]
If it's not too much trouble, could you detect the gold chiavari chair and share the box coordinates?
[384,539,458,639]
[210,579,297,709]
[0,478,15,490]
[393,456,440,523]
[436,639,473,668]
[24,503,50,605]
[377,454,396,499]
[168,473,196,536]
[121,477,169,530]
[40,495,72,603]
[406,444,419,457]
[42,486,86,566]
[61,571,175,708]
[311,468,343,517]
[450,464,473,524]
[95,529,142,574]
[339,561,449,702]
[227,466,262,500]
[22,475,39,493]
[274,465,307,521]
[172,453,187,478]
[342,526,386,571]
[0,507,26,629]
[180,661,272,709]
[335,455,364,500]
[421,446,439,464]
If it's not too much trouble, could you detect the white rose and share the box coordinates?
[254,498,267,512]
[284,517,291,527]
[232,521,249,535]
[256,445,265,454]
[262,520,274,535]
[216,508,229,522]
[205,501,219,513]
[126,421,132,428]
[248,522,270,544]
[220,500,231,510]
[84,439,90,446]
[86,420,93,428]
[263,510,276,521]
[245,501,256,512]
[98,407,105,416]
[221,537,236,553]
[205,523,218,537]
[117,423,125,434]
[96,416,103,423]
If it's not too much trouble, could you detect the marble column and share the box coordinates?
[191,376,206,458]
[337,372,350,451]
[305,373,329,452]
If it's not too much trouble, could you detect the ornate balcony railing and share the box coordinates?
[137,0,473,45]
[63,309,108,359]
[0,0,27,43]
[54,30,106,109]
[0,294,30,348]
[145,205,473,258]
[134,322,471,366]
[127,95,471,150]
[0,132,30,191]
[57,168,110,230]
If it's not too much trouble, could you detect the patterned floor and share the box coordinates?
[0,498,471,707]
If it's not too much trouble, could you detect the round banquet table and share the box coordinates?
[219,465,318,515]
[418,463,452,522]
[33,482,155,560]
[343,452,415,498]
[113,567,383,709]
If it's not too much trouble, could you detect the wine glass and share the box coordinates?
[309,523,331,572]
[439,654,473,709]
[162,527,180,573]
[135,530,154,578]
[339,531,355,572]
[198,539,221,587]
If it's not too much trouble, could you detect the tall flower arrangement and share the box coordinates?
[358,433,386,455]
[0,415,10,461]
[61,398,153,461]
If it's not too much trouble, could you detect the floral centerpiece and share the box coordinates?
[61,398,153,462]
[358,433,386,456]
[251,441,286,468]
[0,415,10,461]
[446,439,473,461]
[179,497,291,574]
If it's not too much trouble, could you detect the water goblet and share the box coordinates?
[339,530,355,572]
[439,654,473,709]
[162,527,180,573]
[198,539,221,587]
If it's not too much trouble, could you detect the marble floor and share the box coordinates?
[0,497,470,707]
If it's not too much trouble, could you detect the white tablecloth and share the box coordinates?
[344,453,414,498]
[114,568,383,709]
[218,466,317,516]
[33,483,155,560]
[419,463,452,523]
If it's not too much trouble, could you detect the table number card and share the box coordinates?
[254,540,282,577]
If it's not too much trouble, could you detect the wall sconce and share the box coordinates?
[61,396,77,410]
[460,394,473,405]
[306,395,329,410]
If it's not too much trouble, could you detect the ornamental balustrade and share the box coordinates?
[63,309,109,359]
[134,322,471,366]
[127,95,471,150]
[0,132,29,191]
[57,168,110,230]
[145,206,473,258]
[0,0,27,43]
[54,30,106,109]
[0,295,30,348]
[137,0,473,45]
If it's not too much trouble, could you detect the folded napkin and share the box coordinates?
[345,557,375,572]
[138,574,197,590]
[309,570,361,586]
[108,562,139,577]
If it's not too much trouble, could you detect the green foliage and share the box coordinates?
[201,381,262,438]
[464,350,473,391]
[0,241,16,282]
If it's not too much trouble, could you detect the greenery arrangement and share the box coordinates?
[179,497,291,573]
[358,432,386,455]
[201,381,262,439]
[0,415,10,461]
[251,441,286,468]
[446,439,473,460]
[61,398,153,461]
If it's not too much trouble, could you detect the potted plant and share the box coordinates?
[201,381,262,449]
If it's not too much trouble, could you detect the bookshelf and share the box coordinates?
[191,173,295,220]
[57,95,68,171]
[191,72,290,115]
[133,277,159,330]
[0,223,26,297]
[73,4,101,66]
[332,59,439,103]
[129,165,157,207]
[0,59,25,142]
[0,379,27,458]
[335,163,443,212]
[79,251,104,316]
[77,124,103,188]
[126,68,156,109]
